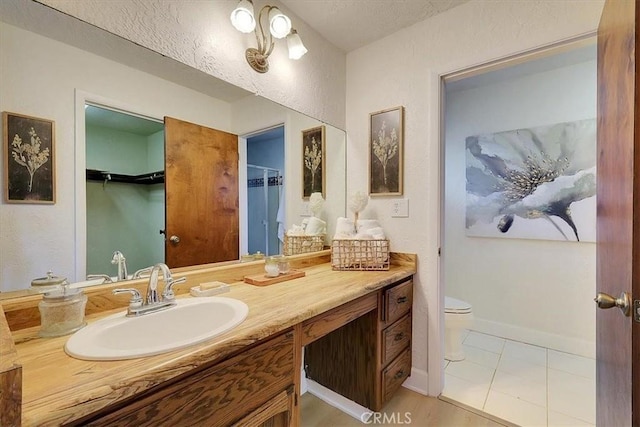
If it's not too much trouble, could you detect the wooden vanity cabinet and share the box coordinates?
[380,278,413,404]
[304,277,413,411]
[79,330,296,427]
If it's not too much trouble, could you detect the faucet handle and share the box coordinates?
[162,277,187,301]
[113,288,143,309]
[133,266,153,279]
[87,274,113,284]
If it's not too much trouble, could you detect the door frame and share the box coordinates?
[74,90,163,282]
[432,33,597,395]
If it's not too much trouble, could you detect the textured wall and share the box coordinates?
[345,0,604,395]
[37,0,347,129]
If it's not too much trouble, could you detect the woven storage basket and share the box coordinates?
[331,239,390,271]
[283,233,325,255]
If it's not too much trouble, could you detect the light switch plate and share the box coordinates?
[391,199,409,217]
[300,201,311,217]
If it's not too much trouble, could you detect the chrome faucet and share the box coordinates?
[113,263,186,317]
[111,251,128,281]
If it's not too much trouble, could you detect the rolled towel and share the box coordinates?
[335,217,356,238]
[306,216,327,235]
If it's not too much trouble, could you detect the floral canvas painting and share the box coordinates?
[369,106,404,196]
[3,112,56,204]
[465,118,596,242]
[302,125,325,198]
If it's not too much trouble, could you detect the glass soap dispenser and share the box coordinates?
[38,284,87,337]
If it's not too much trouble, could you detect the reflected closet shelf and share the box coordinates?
[86,169,165,185]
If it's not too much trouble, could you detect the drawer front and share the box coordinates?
[384,279,413,326]
[381,313,411,366]
[87,331,295,427]
[382,347,411,404]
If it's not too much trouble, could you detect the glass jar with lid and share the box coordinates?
[264,256,281,277]
[38,285,87,337]
[30,270,67,294]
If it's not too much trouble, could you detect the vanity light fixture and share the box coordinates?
[230,0,307,73]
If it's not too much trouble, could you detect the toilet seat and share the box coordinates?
[445,296,472,314]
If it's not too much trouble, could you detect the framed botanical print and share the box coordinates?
[302,125,325,199]
[369,106,404,196]
[3,112,56,203]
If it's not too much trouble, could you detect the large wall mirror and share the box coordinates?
[0,0,346,294]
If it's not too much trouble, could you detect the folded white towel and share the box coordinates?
[335,217,356,238]
[367,227,385,238]
[355,232,374,240]
[356,219,381,234]
[306,216,326,235]
[287,225,305,236]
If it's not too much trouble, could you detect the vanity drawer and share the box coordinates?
[383,279,413,326]
[381,313,411,366]
[382,347,411,405]
[85,331,295,427]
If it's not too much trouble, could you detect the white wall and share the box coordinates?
[345,0,604,395]
[37,0,347,129]
[0,22,233,290]
[85,124,165,276]
[445,59,597,357]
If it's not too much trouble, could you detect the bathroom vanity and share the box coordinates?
[0,251,415,426]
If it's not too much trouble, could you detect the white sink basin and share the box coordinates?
[65,297,249,360]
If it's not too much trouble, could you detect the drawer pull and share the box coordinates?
[394,370,405,380]
[394,333,404,341]
[397,296,408,304]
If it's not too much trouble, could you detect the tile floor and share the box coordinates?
[442,330,595,427]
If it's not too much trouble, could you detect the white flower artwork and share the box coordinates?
[465,118,596,242]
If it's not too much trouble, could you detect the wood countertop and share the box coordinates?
[1,251,416,426]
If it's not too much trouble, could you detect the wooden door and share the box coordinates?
[596,0,639,425]
[164,117,239,268]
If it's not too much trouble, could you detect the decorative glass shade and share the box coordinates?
[230,0,256,33]
[268,7,292,39]
[287,29,307,60]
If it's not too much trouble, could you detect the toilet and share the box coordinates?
[444,296,474,361]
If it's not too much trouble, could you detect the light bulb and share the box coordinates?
[287,29,307,60]
[230,0,256,33]
[268,7,291,39]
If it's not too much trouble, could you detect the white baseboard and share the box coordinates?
[401,367,428,395]
[473,318,595,358]
[305,367,429,423]
[305,379,370,422]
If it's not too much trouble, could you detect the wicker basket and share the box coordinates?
[331,239,390,271]
[283,233,326,255]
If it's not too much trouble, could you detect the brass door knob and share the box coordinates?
[594,292,630,316]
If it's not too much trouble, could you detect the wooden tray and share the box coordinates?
[243,269,306,286]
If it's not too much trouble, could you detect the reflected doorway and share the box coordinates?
[85,104,165,276]
[246,126,284,256]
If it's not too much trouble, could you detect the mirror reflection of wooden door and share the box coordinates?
[164,117,239,268]
[595,0,639,424]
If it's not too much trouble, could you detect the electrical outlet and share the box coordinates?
[391,199,409,218]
